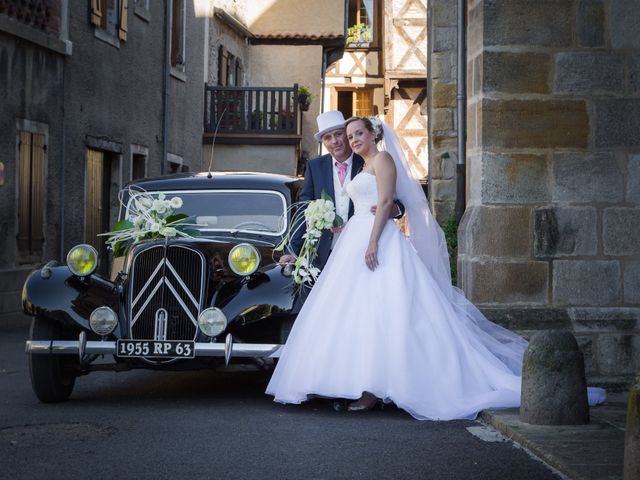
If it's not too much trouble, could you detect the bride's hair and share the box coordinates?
[344,116,384,143]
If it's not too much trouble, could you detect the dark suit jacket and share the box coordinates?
[290,153,365,268]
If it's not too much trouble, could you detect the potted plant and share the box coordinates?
[298,86,313,111]
[347,23,372,47]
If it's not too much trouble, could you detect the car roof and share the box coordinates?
[126,171,302,192]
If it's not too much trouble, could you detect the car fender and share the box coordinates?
[215,264,296,324]
[22,262,122,335]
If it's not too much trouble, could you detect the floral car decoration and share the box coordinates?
[101,188,200,257]
[275,190,342,288]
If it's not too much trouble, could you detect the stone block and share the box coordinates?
[467,2,483,52]
[575,335,597,376]
[624,261,640,304]
[463,259,549,305]
[555,52,624,95]
[629,155,640,204]
[432,200,454,223]
[552,153,624,203]
[629,54,640,96]
[481,153,550,204]
[0,268,32,291]
[484,0,573,47]
[0,291,22,314]
[461,206,532,257]
[595,99,640,148]
[521,330,589,425]
[433,26,456,52]
[577,0,605,47]
[432,52,454,81]
[482,99,589,149]
[483,51,551,94]
[625,378,640,480]
[481,307,571,331]
[432,108,453,131]
[553,260,620,306]
[604,208,640,256]
[431,179,456,201]
[432,83,456,108]
[432,133,457,151]
[433,2,456,27]
[569,307,640,332]
[473,54,482,97]
[610,0,640,49]
[534,207,597,258]
[597,334,640,376]
[431,151,456,180]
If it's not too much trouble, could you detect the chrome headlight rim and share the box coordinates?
[198,307,228,337]
[228,243,261,276]
[89,306,118,336]
[66,244,99,277]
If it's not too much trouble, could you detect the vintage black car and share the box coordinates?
[23,172,303,402]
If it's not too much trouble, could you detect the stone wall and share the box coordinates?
[428,0,458,222]
[460,0,640,385]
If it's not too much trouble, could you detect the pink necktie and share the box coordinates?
[336,161,347,186]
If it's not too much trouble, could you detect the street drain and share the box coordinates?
[0,423,116,447]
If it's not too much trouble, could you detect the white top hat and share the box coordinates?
[314,111,346,141]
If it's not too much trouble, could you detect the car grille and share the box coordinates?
[129,245,205,341]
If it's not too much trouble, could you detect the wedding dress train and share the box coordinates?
[266,172,605,420]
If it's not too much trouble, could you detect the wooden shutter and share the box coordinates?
[17,132,31,254]
[235,59,243,86]
[354,89,373,116]
[90,0,103,27]
[118,0,128,41]
[17,131,45,258]
[171,0,180,66]
[86,149,105,253]
[218,46,228,86]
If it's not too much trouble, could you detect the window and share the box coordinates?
[91,0,129,42]
[17,131,46,263]
[337,89,374,118]
[171,0,185,68]
[217,46,242,86]
[132,154,146,180]
[347,0,377,48]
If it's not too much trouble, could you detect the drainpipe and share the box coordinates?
[161,0,172,175]
[455,0,467,223]
[59,57,66,261]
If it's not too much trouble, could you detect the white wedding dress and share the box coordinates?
[266,129,606,421]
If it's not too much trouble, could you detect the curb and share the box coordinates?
[480,410,585,480]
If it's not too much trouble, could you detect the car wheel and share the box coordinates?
[28,316,77,403]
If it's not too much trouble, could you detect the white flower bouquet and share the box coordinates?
[276,191,343,288]
[100,188,199,257]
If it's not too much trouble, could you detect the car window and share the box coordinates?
[125,190,287,236]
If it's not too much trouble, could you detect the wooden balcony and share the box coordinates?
[203,84,302,145]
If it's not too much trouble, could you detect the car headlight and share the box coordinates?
[198,308,227,337]
[89,306,118,336]
[66,244,99,277]
[228,243,261,276]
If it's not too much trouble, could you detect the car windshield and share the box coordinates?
[125,189,287,236]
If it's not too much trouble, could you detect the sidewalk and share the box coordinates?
[481,392,627,480]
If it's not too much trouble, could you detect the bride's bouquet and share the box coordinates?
[100,188,199,257]
[276,191,343,288]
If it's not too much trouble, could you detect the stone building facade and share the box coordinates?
[0,1,205,325]
[458,0,640,385]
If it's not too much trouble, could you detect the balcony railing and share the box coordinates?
[204,84,301,144]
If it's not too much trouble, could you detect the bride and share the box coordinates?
[266,116,605,420]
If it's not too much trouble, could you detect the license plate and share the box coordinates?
[116,340,195,358]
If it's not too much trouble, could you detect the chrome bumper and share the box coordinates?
[25,338,283,361]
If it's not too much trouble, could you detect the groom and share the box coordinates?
[280,110,361,268]
[280,110,403,269]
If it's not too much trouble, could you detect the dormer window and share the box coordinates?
[347,0,378,49]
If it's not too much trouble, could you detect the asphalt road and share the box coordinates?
[0,324,562,480]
